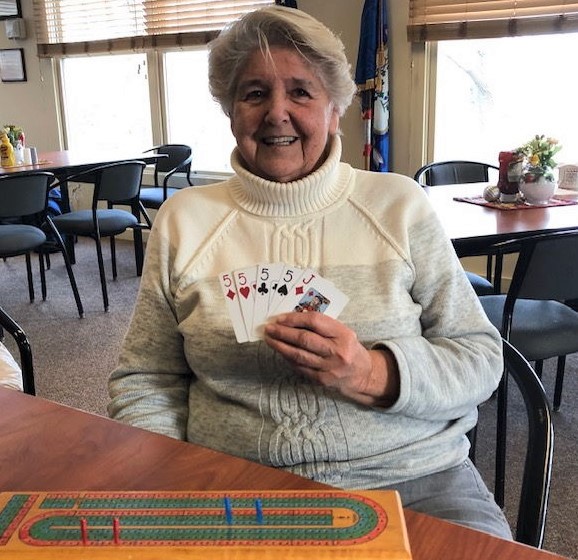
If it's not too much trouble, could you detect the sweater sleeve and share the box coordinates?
[108,211,192,440]
[0,342,23,391]
[378,194,503,421]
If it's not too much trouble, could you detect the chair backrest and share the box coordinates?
[92,160,147,204]
[508,229,578,301]
[0,306,34,395]
[492,229,578,336]
[0,172,55,219]
[146,144,193,187]
[499,339,553,547]
[414,160,498,186]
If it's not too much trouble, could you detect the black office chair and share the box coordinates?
[0,306,35,395]
[414,160,500,295]
[139,144,193,228]
[479,229,578,411]
[0,172,83,318]
[51,161,147,312]
[469,339,553,547]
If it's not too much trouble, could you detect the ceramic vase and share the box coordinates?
[519,175,556,205]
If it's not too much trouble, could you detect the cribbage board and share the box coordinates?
[0,490,412,559]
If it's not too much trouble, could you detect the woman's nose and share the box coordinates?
[264,92,289,124]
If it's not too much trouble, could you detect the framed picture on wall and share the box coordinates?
[0,0,21,20]
[0,48,26,82]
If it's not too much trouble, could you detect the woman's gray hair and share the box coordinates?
[208,6,357,117]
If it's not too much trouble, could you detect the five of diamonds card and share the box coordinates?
[218,263,349,343]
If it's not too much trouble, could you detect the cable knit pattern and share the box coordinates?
[109,135,503,488]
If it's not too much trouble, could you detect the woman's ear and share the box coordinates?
[328,106,340,135]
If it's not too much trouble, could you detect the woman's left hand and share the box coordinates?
[263,312,399,407]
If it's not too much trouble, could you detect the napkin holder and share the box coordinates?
[558,164,578,191]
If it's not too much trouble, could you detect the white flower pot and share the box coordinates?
[519,175,556,205]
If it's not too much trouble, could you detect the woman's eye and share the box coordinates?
[244,90,264,101]
[293,88,311,98]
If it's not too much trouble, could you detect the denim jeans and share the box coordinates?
[382,459,513,540]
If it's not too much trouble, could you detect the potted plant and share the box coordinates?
[516,135,562,205]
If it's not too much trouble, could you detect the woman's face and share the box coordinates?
[230,47,340,183]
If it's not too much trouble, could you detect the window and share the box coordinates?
[40,1,275,173]
[164,50,236,173]
[60,54,152,154]
[433,32,578,169]
[59,49,235,172]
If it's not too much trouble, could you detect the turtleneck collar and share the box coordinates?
[228,135,352,218]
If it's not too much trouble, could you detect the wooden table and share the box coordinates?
[0,149,161,177]
[0,388,566,559]
[425,183,578,256]
[0,149,163,210]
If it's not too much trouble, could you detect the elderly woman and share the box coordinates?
[109,6,510,539]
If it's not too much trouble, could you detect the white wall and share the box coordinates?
[0,2,61,151]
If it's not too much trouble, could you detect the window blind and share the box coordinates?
[407,1,578,42]
[34,0,275,57]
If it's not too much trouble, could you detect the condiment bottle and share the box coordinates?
[0,131,16,167]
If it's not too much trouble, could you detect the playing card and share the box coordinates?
[287,268,322,301]
[218,271,249,343]
[233,266,258,341]
[267,264,304,315]
[274,275,349,319]
[251,262,284,340]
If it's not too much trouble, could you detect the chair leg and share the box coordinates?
[25,253,35,302]
[553,355,566,412]
[132,201,145,276]
[494,371,508,508]
[38,252,47,301]
[65,235,76,265]
[94,236,109,312]
[133,227,144,277]
[139,201,153,229]
[110,235,118,279]
[534,360,544,379]
[47,217,84,318]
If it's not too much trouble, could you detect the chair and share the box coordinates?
[139,144,193,228]
[0,172,83,318]
[414,160,499,187]
[414,160,499,295]
[0,306,35,395]
[51,161,147,312]
[479,229,578,411]
[469,339,553,547]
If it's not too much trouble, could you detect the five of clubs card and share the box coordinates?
[218,263,349,343]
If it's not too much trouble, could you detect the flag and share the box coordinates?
[355,0,389,172]
[275,0,298,7]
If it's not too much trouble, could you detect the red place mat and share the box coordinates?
[454,195,578,210]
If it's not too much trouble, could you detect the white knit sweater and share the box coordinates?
[109,136,502,488]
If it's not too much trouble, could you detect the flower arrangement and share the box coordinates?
[516,134,562,182]
[3,124,24,149]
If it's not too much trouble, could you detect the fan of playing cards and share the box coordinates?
[219,263,350,343]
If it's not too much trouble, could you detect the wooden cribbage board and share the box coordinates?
[0,489,412,559]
